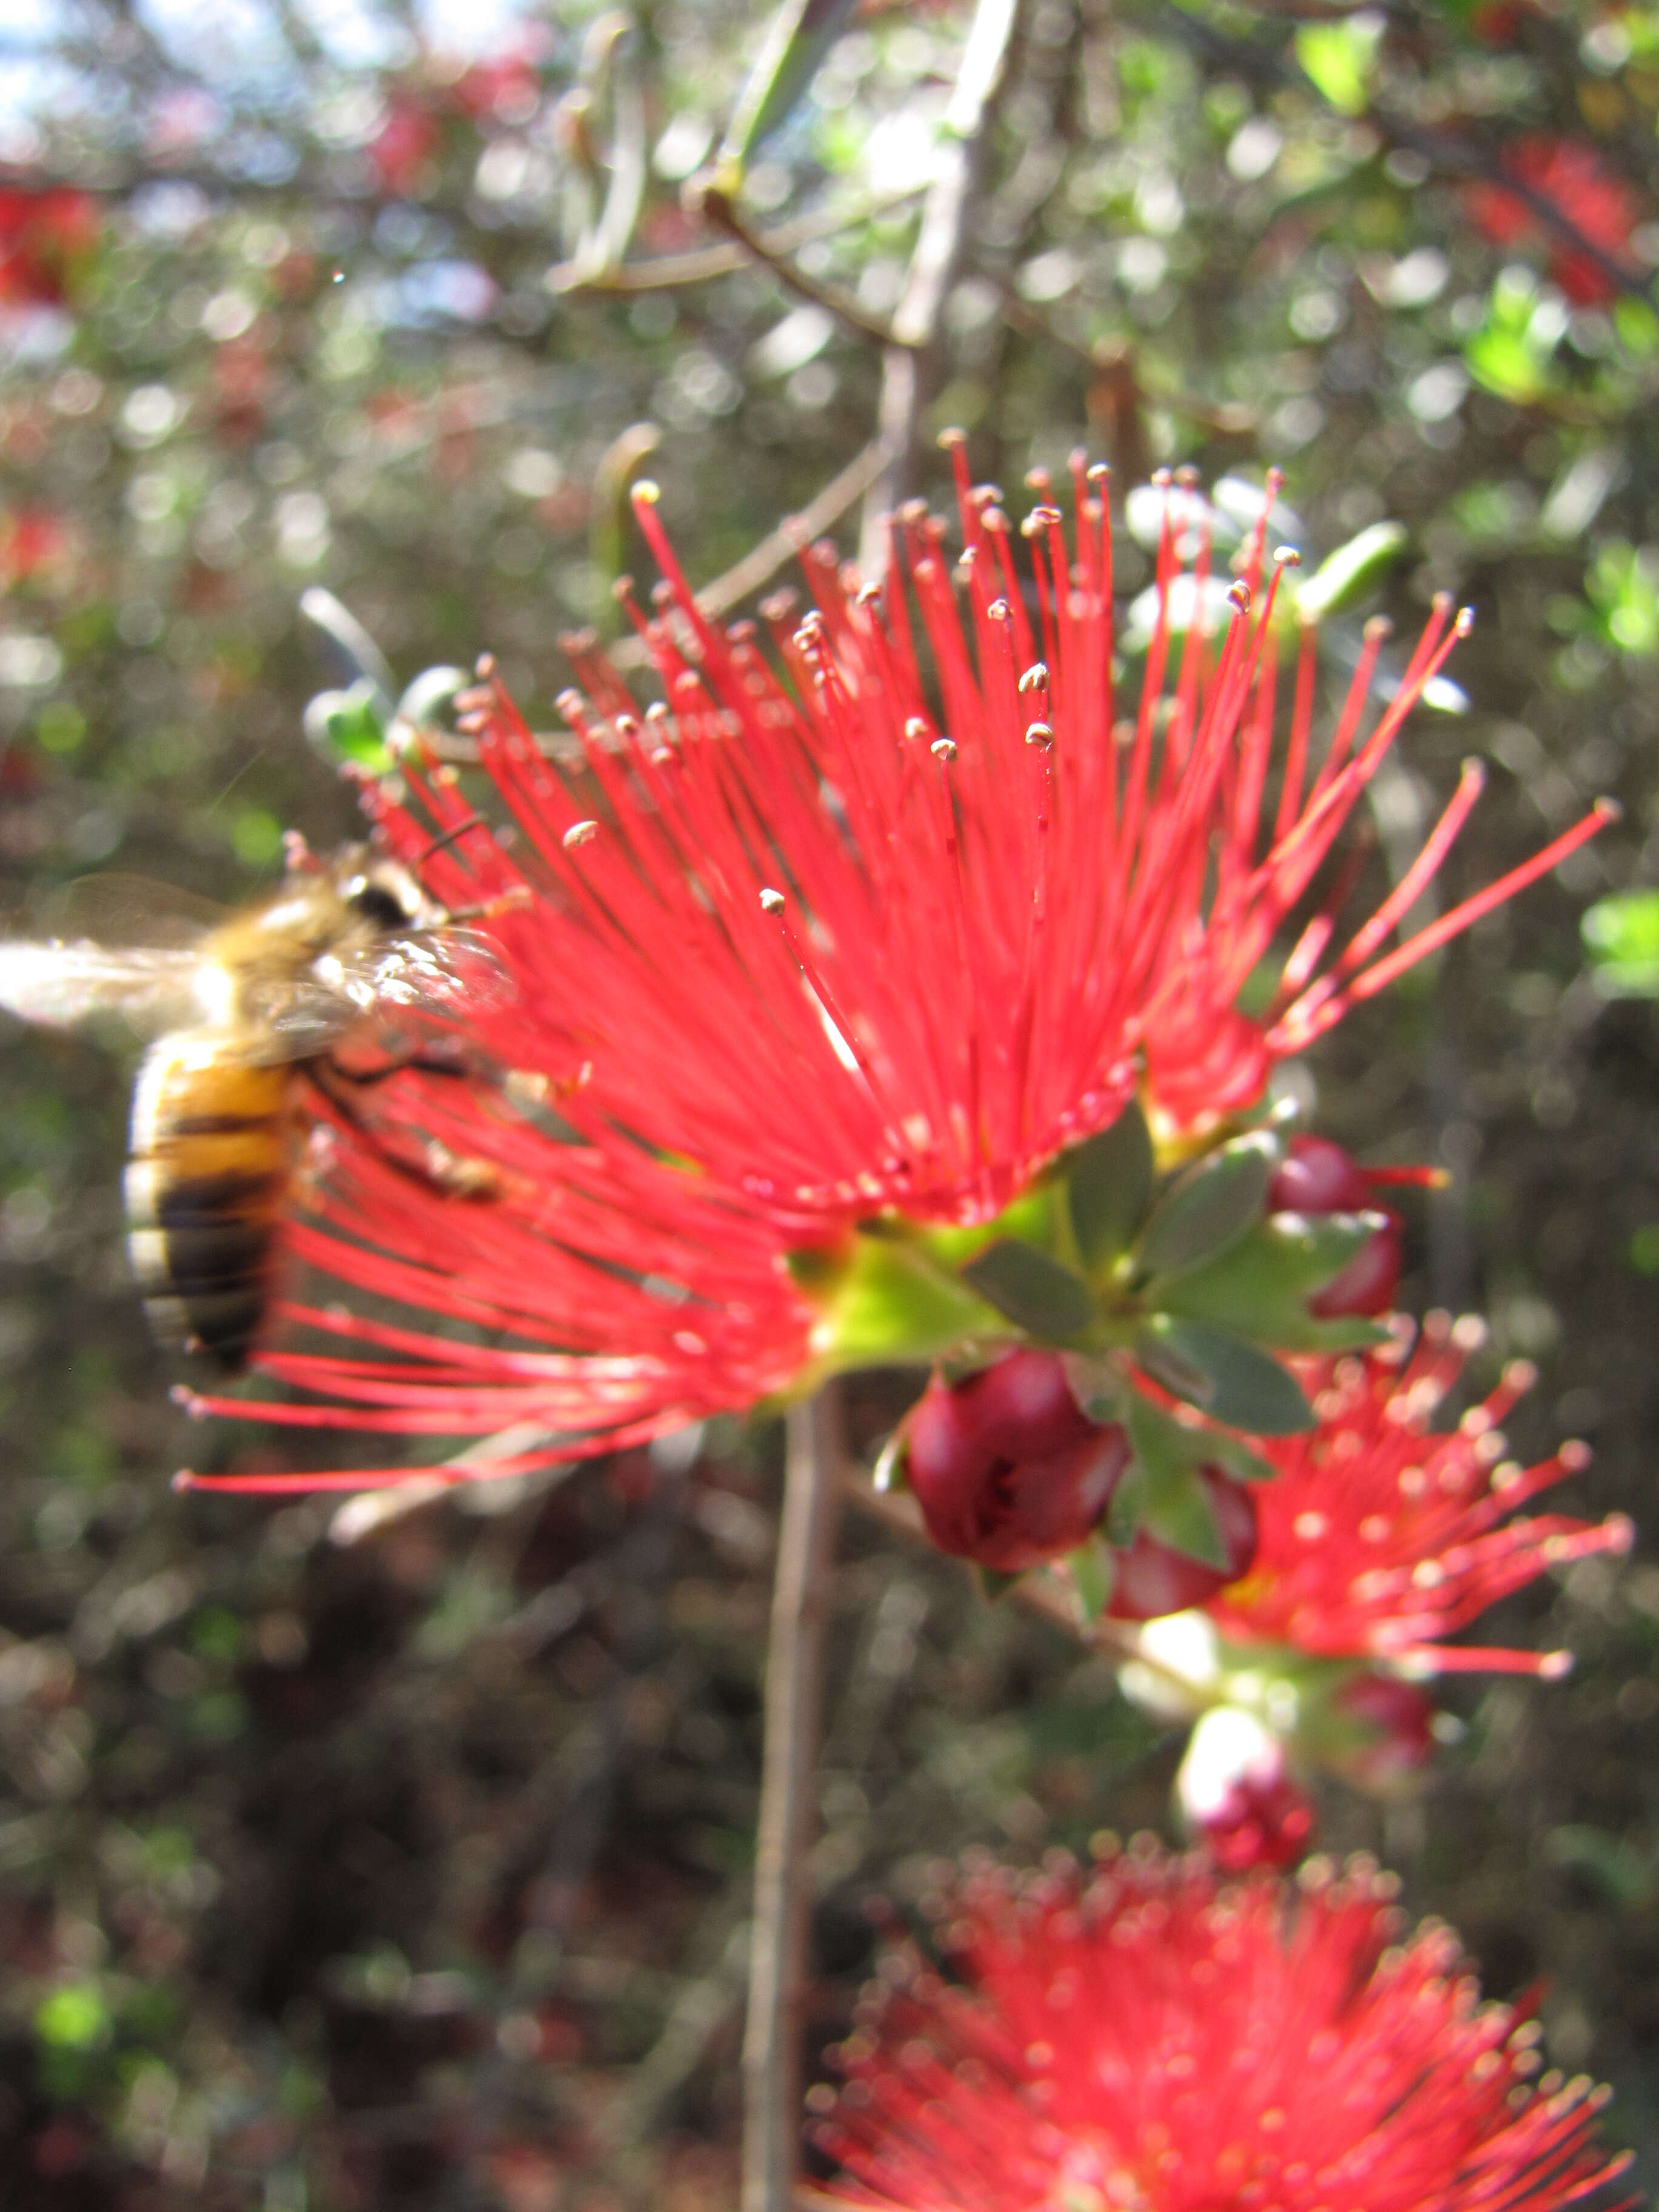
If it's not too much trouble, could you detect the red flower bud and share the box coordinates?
[1107,1470,1258,1621]
[1269,1134,1403,1318]
[902,1350,1128,1573]
[1331,1671,1437,1788]
[1176,1707,1316,1872]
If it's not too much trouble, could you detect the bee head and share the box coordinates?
[329,848,443,935]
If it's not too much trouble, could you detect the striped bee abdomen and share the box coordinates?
[124,1036,293,1369]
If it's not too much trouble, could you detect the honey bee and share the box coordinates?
[0,841,504,1369]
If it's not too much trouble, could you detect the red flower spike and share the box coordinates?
[902,1352,1128,1572]
[811,1845,1633,2212]
[1207,1315,1634,1675]
[172,461,1612,1490]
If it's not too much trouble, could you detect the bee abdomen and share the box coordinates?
[126,1039,292,1370]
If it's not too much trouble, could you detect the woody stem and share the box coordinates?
[741,1382,846,2212]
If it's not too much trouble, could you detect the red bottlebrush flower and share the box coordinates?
[369,95,441,197]
[1267,1133,1407,1318]
[0,187,99,309]
[1176,1704,1316,1869]
[175,455,1610,1491]
[902,1352,1128,1572]
[0,507,71,590]
[811,1845,1632,2212]
[1207,1315,1632,1676]
[1467,136,1642,308]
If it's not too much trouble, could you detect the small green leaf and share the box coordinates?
[1065,1102,1154,1272]
[972,1563,1022,1604]
[720,0,862,166]
[1136,1132,1276,1279]
[1295,13,1382,115]
[1142,1318,1315,1435]
[1061,1352,1124,1424]
[303,679,395,775]
[872,1430,907,1494]
[1294,521,1407,624]
[35,1985,111,2051]
[1127,1398,1227,1567]
[1107,1461,1147,1547]
[1156,1212,1386,1351]
[1584,889,1659,998]
[960,1240,1098,1342]
[1068,1533,1116,1623]
[790,1229,1010,1370]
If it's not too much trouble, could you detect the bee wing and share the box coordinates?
[47,874,230,950]
[0,942,206,1035]
[317,928,516,1021]
[236,933,515,1062]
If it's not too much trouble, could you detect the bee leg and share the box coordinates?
[306,1061,501,1202]
[323,1043,475,1088]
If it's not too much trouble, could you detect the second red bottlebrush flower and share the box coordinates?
[1208,1314,1633,1677]
[172,453,1610,1490]
[810,1843,1632,2212]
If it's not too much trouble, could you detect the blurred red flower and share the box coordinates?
[179,458,1607,1490]
[0,507,70,589]
[1207,1315,1632,1676]
[369,95,441,197]
[1467,136,1642,307]
[0,188,99,309]
[811,1845,1631,2212]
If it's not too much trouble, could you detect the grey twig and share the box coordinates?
[741,1384,846,2212]
[859,0,1022,569]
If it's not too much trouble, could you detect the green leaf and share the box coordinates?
[960,1240,1098,1342]
[1295,14,1382,115]
[303,679,395,775]
[972,1563,1022,1604]
[1061,1352,1124,1424]
[1294,521,1407,623]
[1065,1102,1154,1272]
[871,1430,907,1494]
[1127,1397,1226,1567]
[1135,1131,1276,1279]
[789,1230,1009,1370]
[720,0,862,167]
[1584,890,1659,998]
[1107,1461,1147,1547]
[1156,1212,1387,1351]
[1068,1533,1116,1623]
[1141,1318,1315,1435]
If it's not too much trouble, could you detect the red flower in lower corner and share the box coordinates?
[0,188,99,309]
[811,1845,1631,2212]
[169,453,1608,1492]
[1467,136,1643,308]
[1207,1315,1632,1677]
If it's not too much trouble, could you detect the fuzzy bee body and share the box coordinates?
[0,844,501,1370]
[124,1042,293,1367]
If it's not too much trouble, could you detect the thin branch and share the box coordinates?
[860,0,1022,566]
[608,434,897,669]
[742,1384,846,2212]
[548,185,926,295]
[690,177,913,352]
